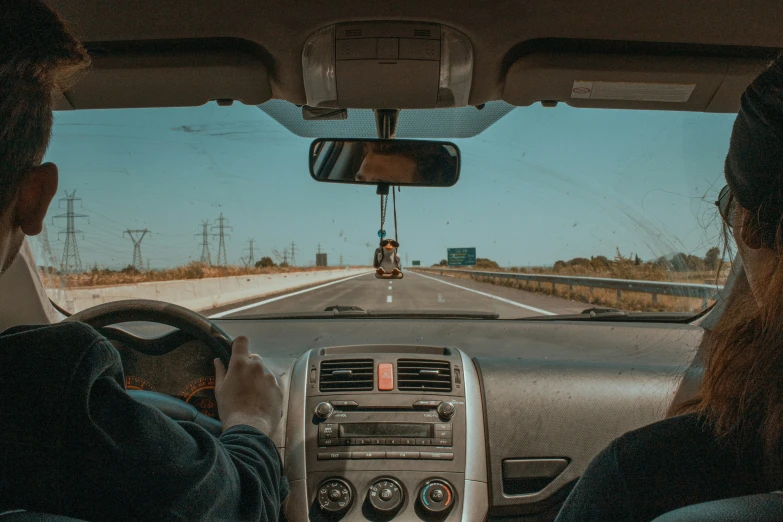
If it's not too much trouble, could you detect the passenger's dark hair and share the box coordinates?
[0,0,90,213]
[363,141,456,185]
[675,53,783,484]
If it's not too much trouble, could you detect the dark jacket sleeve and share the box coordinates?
[555,440,632,522]
[59,332,286,521]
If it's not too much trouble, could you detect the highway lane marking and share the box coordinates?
[387,295,393,303]
[209,272,372,318]
[388,286,392,290]
[409,271,556,316]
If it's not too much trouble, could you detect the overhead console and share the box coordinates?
[283,345,488,521]
[302,22,474,109]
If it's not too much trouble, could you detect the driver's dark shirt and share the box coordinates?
[0,321,288,521]
[555,413,769,521]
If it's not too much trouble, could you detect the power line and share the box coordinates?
[241,238,256,267]
[289,240,297,267]
[195,221,212,266]
[211,213,232,266]
[52,190,89,273]
[123,229,150,271]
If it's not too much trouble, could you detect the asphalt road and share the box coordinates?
[216,270,587,319]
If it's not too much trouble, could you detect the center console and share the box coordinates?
[284,345,488,521]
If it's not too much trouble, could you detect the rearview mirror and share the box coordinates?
[309,138,460,187]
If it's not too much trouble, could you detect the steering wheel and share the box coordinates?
[66,299,231,436]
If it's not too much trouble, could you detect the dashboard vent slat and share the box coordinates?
[344,29,363,37]
[413,29,432,38]
[320,359,373,391]
[397,359,452,391]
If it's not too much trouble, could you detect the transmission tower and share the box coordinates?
[212,213,232,266]
[52,190,88,274]
[289,240,298,266]
[195,221,212,266]
[340,253,344,266]
[123,229,150,271]
[241,238,256,267]
[38,224,58,270]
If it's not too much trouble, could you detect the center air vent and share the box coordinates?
[397,359,452,391]
[320,359,373,391]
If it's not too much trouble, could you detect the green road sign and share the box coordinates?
[447,248,477,266]
[412,260,421,266]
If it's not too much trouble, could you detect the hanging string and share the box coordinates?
[380,193,389,234]
[392,187,398,243]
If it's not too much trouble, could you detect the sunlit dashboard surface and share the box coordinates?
[113,339,218,419]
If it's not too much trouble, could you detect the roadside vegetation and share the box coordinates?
[426,248,731,313]
[41,260,351,289]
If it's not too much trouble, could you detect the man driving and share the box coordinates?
[0,2,287,520]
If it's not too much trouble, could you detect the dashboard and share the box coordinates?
[112,318,702,521]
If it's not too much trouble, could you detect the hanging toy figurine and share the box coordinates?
[375,238,402,279]
[373,188,404,279]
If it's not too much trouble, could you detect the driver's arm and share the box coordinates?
[59,328,287,521]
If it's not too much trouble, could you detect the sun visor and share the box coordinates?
[502,52,770,113]
[302,22,473,109]
[60,48,272,110]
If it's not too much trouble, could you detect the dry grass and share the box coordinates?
[425,264,730,313]
[42,263,358,289]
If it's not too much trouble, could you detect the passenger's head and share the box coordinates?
[685,52,783,473]
[0,0,90,274]
[356,142,456,185]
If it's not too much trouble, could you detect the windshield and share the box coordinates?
[38,101,734,319]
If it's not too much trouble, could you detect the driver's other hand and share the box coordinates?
[213,336,284,436]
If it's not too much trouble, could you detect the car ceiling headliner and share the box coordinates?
[46,0,783,109]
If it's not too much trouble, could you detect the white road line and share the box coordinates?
[209,272,371,318]
[388,286,392,290]
[409,271,556,316]
[387,295,393,303]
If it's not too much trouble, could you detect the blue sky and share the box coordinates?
[40,101,736,270]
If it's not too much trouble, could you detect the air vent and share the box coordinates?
[344,29,363,37]
[320,359,373,391]
[413,29,432,38]
[397,359,452,391]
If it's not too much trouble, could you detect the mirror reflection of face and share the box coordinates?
[355,151,419,184]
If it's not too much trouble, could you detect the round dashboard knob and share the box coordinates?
[437,401,456,419]
[318,478,353,513]
[314,401,334,419]
[367,478,404,513]
[418,479,454,514]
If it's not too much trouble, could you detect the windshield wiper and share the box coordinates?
[514,309,694,323]
[229,306,499,320]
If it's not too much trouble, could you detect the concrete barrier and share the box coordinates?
[47,268,370,313]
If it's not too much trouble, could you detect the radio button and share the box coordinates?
[434,438,453,447]
[319,424,337,434]
[318,452,350,460]
[435,430,452,439]
[387,438,400,445]
[401,438,415,446]
[413,400,442,407]
[320,438,338,446]
[421,452,454,460]
[387,451,420,459]
[371,438,384,445]
[331,400,358,407]
[416,438,431,446]
[435,423,452,431]
[352,451,386,459]
[356,438,371,445]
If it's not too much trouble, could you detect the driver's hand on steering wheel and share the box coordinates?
[213,336,284,436]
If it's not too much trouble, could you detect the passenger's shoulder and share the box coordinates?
[615,414,711,453]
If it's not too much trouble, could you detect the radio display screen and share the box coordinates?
[339,423,431,438]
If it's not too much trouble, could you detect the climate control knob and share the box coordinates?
[436,401,456,419]
[317,478,353,513]
[367,478,404,513]
[315,401,334,419]
[418,479,454,514]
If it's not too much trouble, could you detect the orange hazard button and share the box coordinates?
[378,363,394,391]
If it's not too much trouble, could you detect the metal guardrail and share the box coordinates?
[414,267,724,308]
